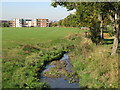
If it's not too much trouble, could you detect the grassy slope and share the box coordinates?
[68,37,118,88]
[2,27,118,88]
[2,27,83,88]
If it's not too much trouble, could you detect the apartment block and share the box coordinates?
[9,20,15,27]
[36,19,49,27]
[24,19,33,27]
[13,18,24,27]
[1,18,50,27]
[23,19,49,27]
[33,19,37,27]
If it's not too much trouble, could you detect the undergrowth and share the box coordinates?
[69,36,118,88]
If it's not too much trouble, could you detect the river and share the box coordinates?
[39,54,80,88]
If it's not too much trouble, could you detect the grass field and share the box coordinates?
[2,27,118,88]
[2,27,82,49]
[2,27,85,88]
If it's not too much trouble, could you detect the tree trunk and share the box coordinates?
[100,20,104,39]
[98,14,104,44]
[111,12,119,55]
[111,35,119,55]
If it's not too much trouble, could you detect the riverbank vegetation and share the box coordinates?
[50,2,119,88]
[2,27,82,88]
[69,36,118,88]
[2,27,119,88]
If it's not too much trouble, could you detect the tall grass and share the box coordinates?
[69,37,118,88]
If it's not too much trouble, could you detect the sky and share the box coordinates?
[1,2,75,21]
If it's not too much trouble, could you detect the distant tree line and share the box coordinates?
[0,22,10,27]
[49,21,58,27]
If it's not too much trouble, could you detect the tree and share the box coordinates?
[2,23,9,27]
[59,14,80,27]
[58,20,63,27]
[101,2,120,55]
[106,3,120,55]
[51,2,103,44]
[52,22,58,27]
[51,2,120,55]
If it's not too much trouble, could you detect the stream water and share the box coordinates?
[39,54,79,88]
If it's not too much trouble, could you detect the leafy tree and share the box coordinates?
[49,22,53,27]
[58,20,63,27]
[52,2,102,44]
[60,14,80,27]
[2,22,9,27]
[51,2,120,55]
[106,2,120,55]
[99,2,120,55]
[52,22,58,27]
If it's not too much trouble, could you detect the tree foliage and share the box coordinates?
[51,2,120,54]
[58,14,80,27]
[0,22,9,27]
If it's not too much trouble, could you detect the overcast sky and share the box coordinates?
[1,1,75,21]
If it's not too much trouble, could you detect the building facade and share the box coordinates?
[0,18,50,27]
[36,19,49,27]
[13,18,24,27]
[9,20,15,27]
[33,19,37,27]
[24,19,33,27]
[23,19,49,27]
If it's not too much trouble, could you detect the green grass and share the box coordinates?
[2,27,85,88]
[2,27,118,88]
[2,27,82,49]
[69,38,118,88]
